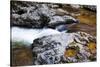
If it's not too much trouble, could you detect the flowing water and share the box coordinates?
[11,27,61,45]
[11,1,96,65]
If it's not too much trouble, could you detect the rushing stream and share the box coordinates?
[11,27,61,45]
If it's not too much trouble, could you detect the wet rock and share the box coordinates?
[48,15,79,29]
[31,32,96,64]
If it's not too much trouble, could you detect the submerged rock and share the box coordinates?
[31,32,96,64]
[11,46,33,66]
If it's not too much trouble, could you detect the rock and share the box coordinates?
[55,23,77,32]
[50,4,59,8]
[55,8,69,16]
[48,15,79,29]
[11,1,52,28]
[83,5,96,12]
[31,33,73,64]
[62,4,80,14]
[70,4,80,9]
[31,32,96,64]
[11,1,78,29]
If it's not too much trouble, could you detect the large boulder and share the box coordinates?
[11,1,78,29]
[31,32,96,64]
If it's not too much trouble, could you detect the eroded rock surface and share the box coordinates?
[31,32,96,64]
[11,1,78,29]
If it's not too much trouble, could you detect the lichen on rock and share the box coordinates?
[31,32,96,64]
